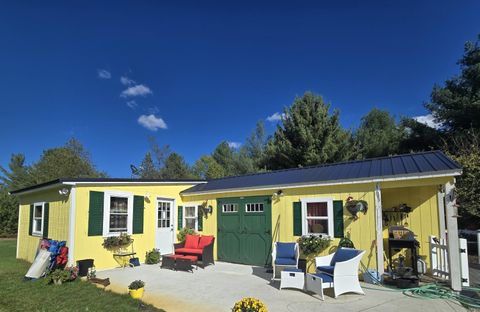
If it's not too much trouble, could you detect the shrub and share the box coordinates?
[232,297,267,312]
[128,280,145,290]
[177,227,196,242]
[145,248,161,264]
[297,235,332,258]
[46,266,77,284]
[102,233,132,250]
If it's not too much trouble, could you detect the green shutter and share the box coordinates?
[293,202,302,236]
[28,204,33,236]
[88,191,104,236]
[333,200,344,238]
[197,207,203,232]
[43,203,49,238]
[178,206,183,229]
[133,196,144,234]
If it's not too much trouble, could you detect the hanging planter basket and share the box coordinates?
[345,200,368,220]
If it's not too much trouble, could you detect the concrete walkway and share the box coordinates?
[97,262,467,312]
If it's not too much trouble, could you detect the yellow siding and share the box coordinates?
[183,183,378,272]
[73,184,196,269]
[17,189,70,262]
[381,185,440,269]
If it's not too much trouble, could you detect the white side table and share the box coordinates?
[280,268,304,290]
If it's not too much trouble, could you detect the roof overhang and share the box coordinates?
[181,169,462,196]
[9,179,207,196]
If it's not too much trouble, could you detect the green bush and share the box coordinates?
[128,280,145,290]
[177,227,196,242]
[145,248,161,264]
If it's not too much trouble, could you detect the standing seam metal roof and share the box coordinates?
[181,150,461,194]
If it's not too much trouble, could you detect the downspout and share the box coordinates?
[67,186,76,266]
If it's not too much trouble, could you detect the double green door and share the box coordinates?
[217,196,272,266]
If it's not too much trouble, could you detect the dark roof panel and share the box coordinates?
[182,151,461,194]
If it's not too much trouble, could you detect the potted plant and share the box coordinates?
[297,235,332,272]
[102,233,133,251]
[128,280,145,299]
[48,268,71,285]
[145,248,161,264]
[232,297,268,312]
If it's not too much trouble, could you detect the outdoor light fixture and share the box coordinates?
[272,190,284,200]
[206,205,213,214]
[58,188,69,196]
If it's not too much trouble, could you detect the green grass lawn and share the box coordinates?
[0,239,165,312]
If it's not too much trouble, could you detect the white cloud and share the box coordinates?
[97,69,111,79]
[126,100,138,109]
[121,84,152,97]
[266,112,285,122]
[412,114,442,129]
[138,114,167,131]
[120,76,135,86]
[227,141,241,149]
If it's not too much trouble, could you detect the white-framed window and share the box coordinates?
[245,203,264,213]
[222,203,238,213]
[32,202,45,236]
[301,198,333,236]
[103,191,133,236]
[183,205,198,231]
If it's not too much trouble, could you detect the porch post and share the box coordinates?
[437,186,446,240]
[374,183,384,275]
[445,181,462,291]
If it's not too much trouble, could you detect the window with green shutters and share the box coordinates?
[88,191,104,236]
[294,198,343,237]
[29,202,49,237]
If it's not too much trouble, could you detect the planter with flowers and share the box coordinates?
[46,266,78,285]
[128,280,145,299]
[297,234,332,272]
[232,297,268,312]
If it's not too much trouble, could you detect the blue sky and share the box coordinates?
[0,1,479,177]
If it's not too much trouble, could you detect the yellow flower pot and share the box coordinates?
[129,287,144,299]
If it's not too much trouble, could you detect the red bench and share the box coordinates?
[174,234,215,268]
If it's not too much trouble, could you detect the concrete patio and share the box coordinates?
[96,262,469,312]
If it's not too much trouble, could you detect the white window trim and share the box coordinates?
[32,202,45,237]
[300,197,334,237]
[183,205,198,231]
[245,202,264,213]
[222,203,238,213]
[103,191,134,237]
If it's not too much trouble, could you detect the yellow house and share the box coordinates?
[11,151,463,288]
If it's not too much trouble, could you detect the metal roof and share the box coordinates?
[10,178,206,195]
[181,150,461,195]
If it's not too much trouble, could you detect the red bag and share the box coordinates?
[56,246,69,265]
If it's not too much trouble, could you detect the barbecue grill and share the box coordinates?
[388,226,420,276]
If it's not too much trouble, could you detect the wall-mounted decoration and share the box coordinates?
[344,196,368,220]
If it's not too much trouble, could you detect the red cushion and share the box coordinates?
[198,235,214,249]
[179,255,198,262]
[175,248,203,255]
[184,234,200,249]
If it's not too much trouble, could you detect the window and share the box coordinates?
[301,198,333,236]
[222,203,238,213]
[246,203,264,213]
[157,201,172,228]
[184,205,198,230]
[32,203,44,236]
[103,191,133,236]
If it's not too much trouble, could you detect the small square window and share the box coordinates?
[246,203,264,212]
[222,204,238,213]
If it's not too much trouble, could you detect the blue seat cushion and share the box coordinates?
[312,272,333,283]
[276,242,296,259]
[283,268,303,273]
[330,248,360,266]
[275,257,297,265]
[316,265,334,275]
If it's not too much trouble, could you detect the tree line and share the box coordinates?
[1,35,479,236]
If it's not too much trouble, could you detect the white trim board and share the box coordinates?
[67,187,76,266]
[181,170,462,196]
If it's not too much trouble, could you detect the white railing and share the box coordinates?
[429,235,469,287]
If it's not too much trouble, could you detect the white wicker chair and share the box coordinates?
[308,247,365,299]
[271,242,299,280]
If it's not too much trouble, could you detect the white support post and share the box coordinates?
[445,181,462,291]
[437,186,446,240]
[67,187,76,266]
[477,230,480,265]
[374,183,384,276]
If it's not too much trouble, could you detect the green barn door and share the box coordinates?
[217,196,272,266]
